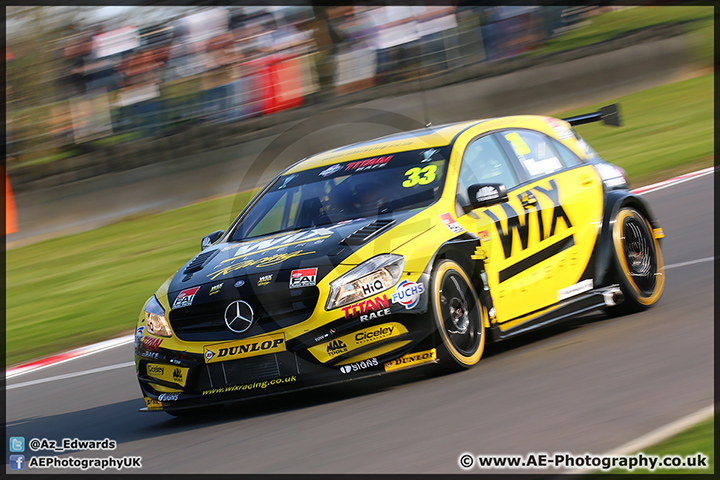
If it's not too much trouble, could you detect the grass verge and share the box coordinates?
[5,72,714,366]
[599,416,714,475]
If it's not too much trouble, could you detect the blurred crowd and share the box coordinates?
[6,5,601,166]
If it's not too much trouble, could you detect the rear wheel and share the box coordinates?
[431,260,486,371]
[605,207,665,316]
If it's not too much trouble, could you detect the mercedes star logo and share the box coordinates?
[224,300,254,333]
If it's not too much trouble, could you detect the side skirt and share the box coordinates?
[487,284,622,341]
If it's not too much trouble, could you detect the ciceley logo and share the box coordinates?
[483,179,573,259]
[204,333,286,364]
[326,339,348,356]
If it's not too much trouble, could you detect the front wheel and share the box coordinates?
[606,207,665,316]
[431,260,486,371]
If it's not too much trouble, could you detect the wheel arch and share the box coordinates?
[595,189,663,286]
[424,235,494,329]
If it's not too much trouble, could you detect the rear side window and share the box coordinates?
[551,138,584,167]
[501,129,563,180]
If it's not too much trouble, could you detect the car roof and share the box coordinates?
[285,115,558,174]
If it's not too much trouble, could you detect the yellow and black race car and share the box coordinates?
[135,105,665,414]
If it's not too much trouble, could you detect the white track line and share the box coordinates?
[665,256,715,269]
[5,362,135,390]
[566,403,715,475]
[5,167,714,379]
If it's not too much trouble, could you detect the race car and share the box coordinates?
[135,104,665,415]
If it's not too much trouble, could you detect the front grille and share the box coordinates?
[192,353,299,392]
[169,286,319,342]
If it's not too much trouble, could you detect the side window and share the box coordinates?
[502,130,563,180]
[551,138,584,167]
[457,134,518,208]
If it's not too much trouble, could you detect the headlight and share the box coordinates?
[593,162,628,189]
[326,254,404,310]
[143,296,172,337]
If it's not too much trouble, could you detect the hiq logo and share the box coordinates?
[391,280,424,309]
[10,455,25,470]
[9,436,25,452]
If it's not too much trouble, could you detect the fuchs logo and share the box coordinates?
[172,286,200,309]
[340,357,379,374]
[172,368,183,383]
[342,294,391,322]
[319,164,343,177]
[392,280,425,309]
[344,155,393,172]
[142,336,163,351]
[290,268,318,288]
[326,339,348,356]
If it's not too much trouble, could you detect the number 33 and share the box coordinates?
[403,165,437,187]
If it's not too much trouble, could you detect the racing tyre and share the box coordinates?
[431,260,486,371]
[605,207,665,316]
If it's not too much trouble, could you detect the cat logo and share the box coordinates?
[326,339,348,356]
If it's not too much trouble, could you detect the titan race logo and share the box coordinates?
[342,294,391,321]
[483,179,572,259]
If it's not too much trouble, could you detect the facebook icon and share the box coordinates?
[9,455,25,470]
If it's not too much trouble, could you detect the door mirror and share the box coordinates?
[201,230,224,250]
[467,183,508,209]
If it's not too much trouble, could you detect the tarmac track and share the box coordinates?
[5,174,714,474]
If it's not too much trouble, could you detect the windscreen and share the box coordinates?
[231,146,451,241]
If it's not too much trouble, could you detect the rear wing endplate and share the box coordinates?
[562,104,621,127]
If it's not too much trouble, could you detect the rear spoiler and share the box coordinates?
[562,104,621,127]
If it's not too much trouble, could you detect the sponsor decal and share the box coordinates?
[483,178,572,259]
[439,212,465,234]
[476,230,490,241]
[228,228,333,260]
[146,364,189,386]
[278,174,297,189]
[308,322,408,362]
[140,351,163,360]
[475,185,499,202]
[134,326,144,351]
[360,279,386,296]
[340,357,379,374]
[141,336,163,351]
[342,294,391,322]
[391,280,425,310]
[158,392,180,402]
[545,117,574,140]
[234,279,245,287]
[204,332,286,364]
[557,279,594,301]
[209,250,316,280]
[420,148,439,163]
[384,348,437,372]
[172,286,200,309]
[319,164,343,177]
[326,339,348,357]
[314,328,336,343]
[290,267,318,288]
[344,155,393,172]
[202,375,297,395]
[209,283,223,295]
[144,397,163,410]
[257,274,273,287]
